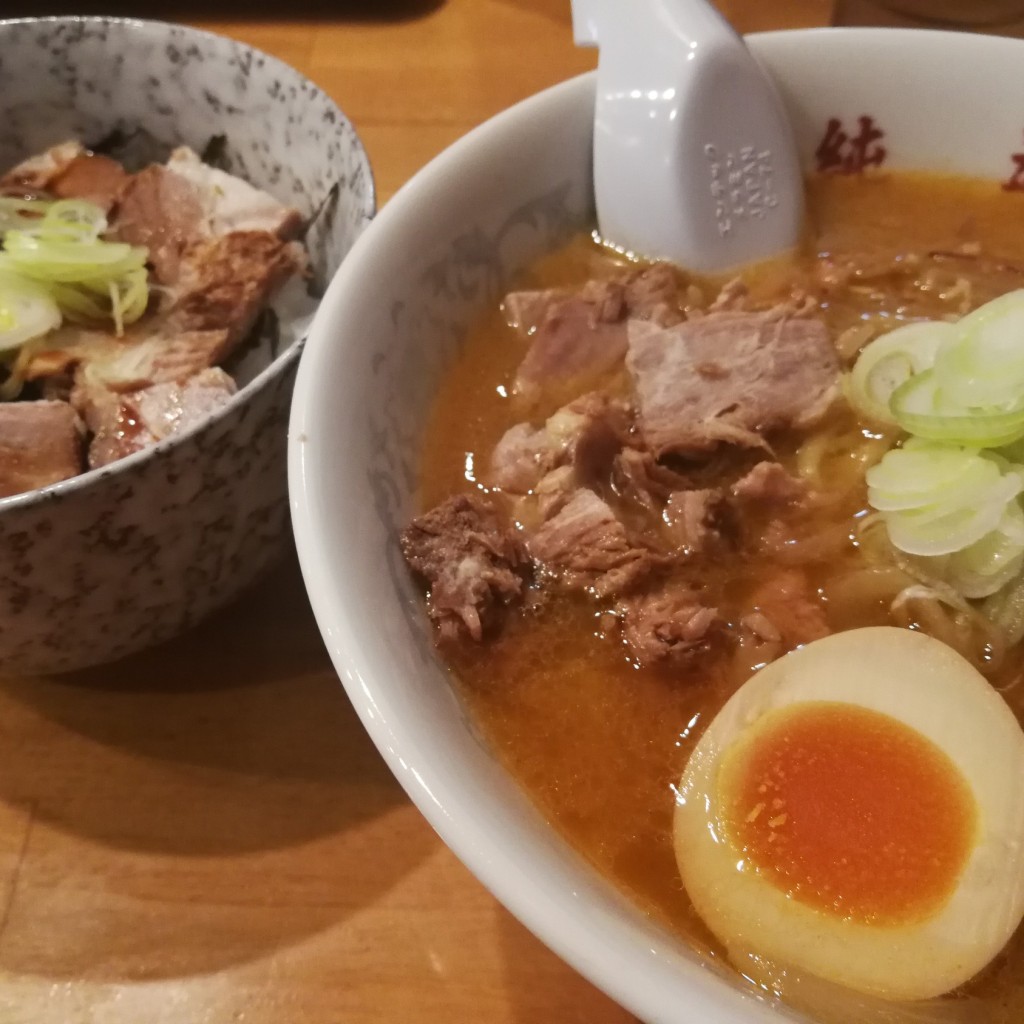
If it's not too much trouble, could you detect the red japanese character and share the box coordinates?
[814,115,887,174]
[845,116,886,172]
[815,118,847,174]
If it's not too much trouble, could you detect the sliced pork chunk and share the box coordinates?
[490,392,630,493]
[512,291,629,402]
[663,488,727,554]
[620,263,683,322]
[401,494,527,642]
[745,568,829,648]
[611,448,693,514]
[706,277,749,314]
[0,141,85,192]
[167,147,303,239]
[627,312,840,454]
[527,488,663,598]
[619,584,720,665]
[509,264,684,402]
[85,368,237,469]
[111,148,304,289]
[490,422,551,493]
[533,465,577,521]
[0,401,83,498]
[86,328,233,391]
[506,264,682,335]
[28,326,233,397]
[112,164,207,284]
[170,231,306,348]
[731,461,807,507]
[49,153,130,212]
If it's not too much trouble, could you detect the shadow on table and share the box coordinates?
[0,550,437,981]
[2,0,444,20]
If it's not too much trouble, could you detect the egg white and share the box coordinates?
[673,626,1024,1001]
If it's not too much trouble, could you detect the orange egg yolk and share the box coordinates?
[717,701,977,925]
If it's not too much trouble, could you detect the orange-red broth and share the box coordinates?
[416,173,1024,1017]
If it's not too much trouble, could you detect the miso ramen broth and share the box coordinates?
[408,172,1024,1019]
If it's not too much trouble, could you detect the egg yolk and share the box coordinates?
[717,701,977,925]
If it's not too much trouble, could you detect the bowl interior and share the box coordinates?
[290,27,1024,1024]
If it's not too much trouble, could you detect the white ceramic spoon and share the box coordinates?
[573,0,803,272]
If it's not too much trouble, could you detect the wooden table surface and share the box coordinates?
[0,2,832,1021]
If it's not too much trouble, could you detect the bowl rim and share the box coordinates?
[289,24,1017,1024]
[0,14,376,512]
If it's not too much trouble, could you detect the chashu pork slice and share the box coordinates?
[0,141,86,193]
[1,139,129,211]
[24,325,233,395]
[166,146,304,239]
[112,146,303,286]
[626,311,840,455]
[0,400,84,498]
[169,230,306,349]
[83,367,238,469]
[111,163,208,283]
[112,154,307,355]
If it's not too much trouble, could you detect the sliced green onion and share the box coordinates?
[847,320,952,425]
[0,196,51,232]
[854,292,1024,605]
[45,282,110,323]
[0,198,108,244]
[0,197,150,338]
[0,236,147,283]
[36,199,107,243]
[0,272,61,354]
[882,485,1020,556]
[934,289,1024,410]
[867,440,1024,557]
[889,369,1024,448]
[112,268,149,327]
[946,504,1024,599]
[982,569,1024,644]
[866,437,1002,511]
[48,268,149,333]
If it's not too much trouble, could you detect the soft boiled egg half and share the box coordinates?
[673,626,1024,1000]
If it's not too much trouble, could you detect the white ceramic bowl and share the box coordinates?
[290,28,1024,1024]
[0,17,373,675]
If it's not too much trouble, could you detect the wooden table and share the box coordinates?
[0,2,829,1021]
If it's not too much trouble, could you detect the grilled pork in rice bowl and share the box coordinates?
[0,137,311,495]
[0,16,372,674]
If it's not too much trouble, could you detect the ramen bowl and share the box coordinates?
[290,28,1024,1024]
[0,16,373,675]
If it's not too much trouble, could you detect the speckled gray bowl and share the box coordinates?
[0,16,374,675]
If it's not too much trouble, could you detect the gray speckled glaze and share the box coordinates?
[0,17,374,675]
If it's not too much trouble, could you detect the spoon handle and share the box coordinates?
[574,0,804,272]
